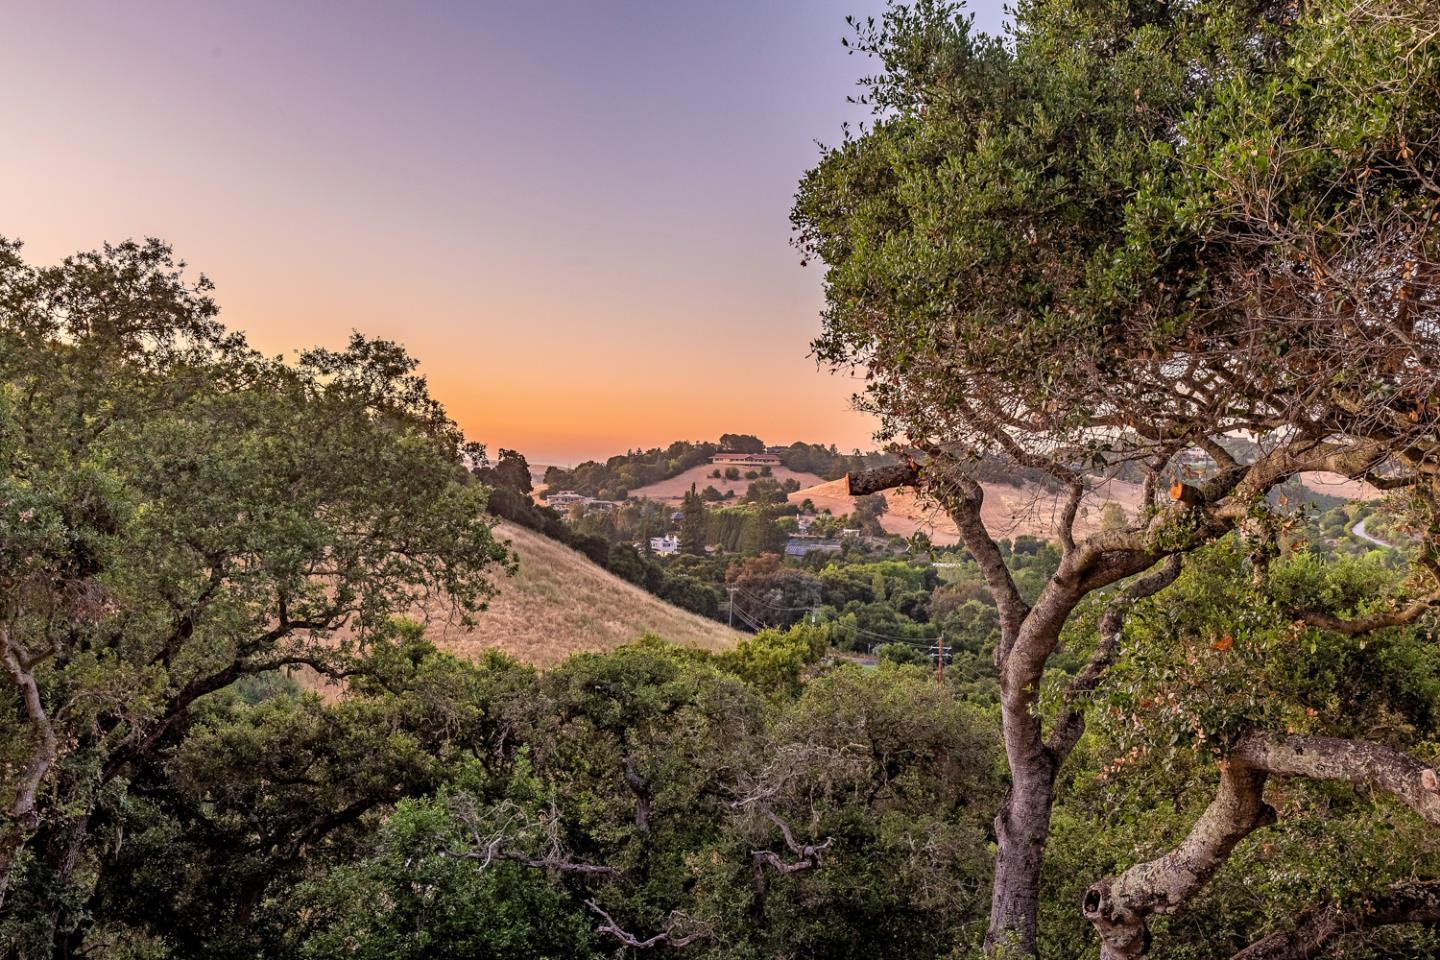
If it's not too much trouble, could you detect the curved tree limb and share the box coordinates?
[1084,733,1440,959]
[1084,763,1276,960]
[1228,880,1440,960]
[1294,589,1440,635]
[1047,556,1183,762]
[0,624,60,908]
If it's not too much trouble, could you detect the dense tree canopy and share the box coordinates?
[0,238,512,953]
[796,0,1440,954]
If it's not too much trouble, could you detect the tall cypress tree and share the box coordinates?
[679,483,707,556]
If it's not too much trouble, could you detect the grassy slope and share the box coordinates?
[790,476,1149,545]
[422,521,741,667]
[629,463,826,502]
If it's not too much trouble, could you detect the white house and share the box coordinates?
[649,534,681,556]
[709,452,782,467]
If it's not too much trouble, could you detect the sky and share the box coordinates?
[1,1,1008,465]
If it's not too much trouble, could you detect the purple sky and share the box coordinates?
[1,1,1009,464]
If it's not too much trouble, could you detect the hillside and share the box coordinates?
[629,462,826,502]
[791,476,1148,545]
[791,471,1382,545]
[1297,471,1382,501]
[420,521,741,666]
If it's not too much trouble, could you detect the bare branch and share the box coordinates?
[0,624,61,908]
[1294,588,1440,635]
[846,460,921,496]
[585,899,710,950]
[447,798,621,879]
[922,462,1031,659]
[751,805,833,874]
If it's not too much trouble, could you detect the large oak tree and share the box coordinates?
[0,238,512,953]
[795,0,1440,953]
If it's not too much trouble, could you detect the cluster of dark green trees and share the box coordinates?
[792,0,1440,953]
[539,439,900,503]
[5,232,1440,959]
[9,0,1440,956]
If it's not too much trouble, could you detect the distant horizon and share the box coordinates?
[523,436,882,472]
[1,1,1009,465]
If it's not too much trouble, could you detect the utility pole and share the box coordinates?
[727,585,737,628]
[933,634,945,684]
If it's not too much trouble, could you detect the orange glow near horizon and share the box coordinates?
[0,2,1008,464]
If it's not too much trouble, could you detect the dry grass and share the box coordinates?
[629,463,826,502]
[1297,471,1382,502]
[790,471,1381,545]
[790,476,1149,545]
[420,522,740,668]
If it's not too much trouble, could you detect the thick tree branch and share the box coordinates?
[621,755,652,835]
[1228,880,1440,960]
[1047,557,1183,761]
[1231,733,1440,825]
[847,459,1029,653]
[0,624,61,908]
[1085,732,1440,959]
[846,461,920,496]
[750,805,832,874]
[1084,764,1276,959]
[1294,589,1440,635]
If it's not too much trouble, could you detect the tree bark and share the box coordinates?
[0,625,60,910]
[986,752,1059,955]
[1084,764,1275,959]
[845,443,1386,958]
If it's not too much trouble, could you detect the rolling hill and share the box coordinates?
[791,476,1149,545]
[418,521,741,667]
[789,471,1382,545]
[629,462,826,502]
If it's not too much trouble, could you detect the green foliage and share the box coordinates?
[716,623,829,697]
[0,238,512,952]
[718,433,766,454]
[680,483,708,556]
[295,794,599,960]
[542,441,719,499]
[876,641,929,666]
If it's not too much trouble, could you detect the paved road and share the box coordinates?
[1351,516,1396,549]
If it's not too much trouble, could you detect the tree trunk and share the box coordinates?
[985,754,1058,955]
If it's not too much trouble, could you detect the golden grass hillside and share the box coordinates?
[790,476,1150,545]
[629,463,825,502]
[422,521,741,667]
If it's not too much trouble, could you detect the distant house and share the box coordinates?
[1175,448,1217,468]
[796,514,816,533]
[840,528,862,538]
[785,538,842,557]
[710,452,782,467]
[649,534,681,556]
[546,491,618,511]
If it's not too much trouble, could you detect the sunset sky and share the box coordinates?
[2,1,1006,465]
